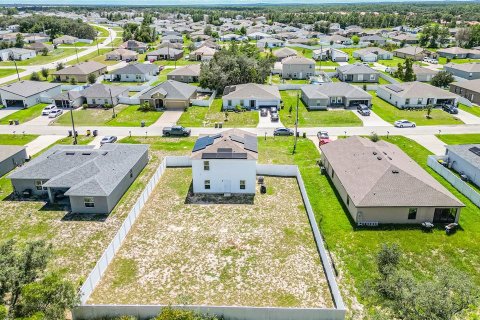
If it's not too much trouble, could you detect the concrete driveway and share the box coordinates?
[25,135,65,156]
[151,110,184,127]
[258,110,283,128]
[455,109,480,125]
[406,134,446,155]
[352,109,392,127]
[23,114,54,126]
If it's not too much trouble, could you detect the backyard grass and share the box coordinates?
[88,168,333,308]
[279,90,362,127]
[0,68,25,79]
[436,134,480,145]
[438,57,480,65]
[0,133,38,145]
[370,91,463,126]
[257,136,480,318]
[178,98,259,128]
[52,105,162,127]
[151,68,172,86]
[153,60,200,67]
[0,103,49,125]
[270,74,308,85]
[459,103,480,117]
[0,49,83,67]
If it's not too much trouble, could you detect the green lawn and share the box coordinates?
[52,105,162,127]
[0,103,49,125]
[270,75,308,85]
[151,68,172,86]
[0,133,38,145]
[370,91,463,126]
[178,98,259,128]
[0,49,82,67]
[261,136,480,318]
[93,25,110,38]
[459,103,480,117]
[0,68,25,79]
[153,60,200,67]
[377,56,406,68]
[67,48,113,66]
[279,90,362,127]
[436,134,480,145]
[438,57,480,65]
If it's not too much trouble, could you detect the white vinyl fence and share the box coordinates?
[192,90,217,107]
[74,162,345,320]
[428,156,480,208]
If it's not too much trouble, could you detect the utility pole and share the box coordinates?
[293,93,299,154]
[109,88,116,118]
[13,59,20,81]
[68,91,77,145]
[96,36,100,56]
[74,42,79,64]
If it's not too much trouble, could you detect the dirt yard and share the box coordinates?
[88,168,334,308]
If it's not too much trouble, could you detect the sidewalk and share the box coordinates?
[406,135,446,155]
[25,135,65,156]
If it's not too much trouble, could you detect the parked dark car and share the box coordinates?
[273,127,294,136]
[442,104,458,114]
[270,107,278,114]
[163,126,191,137]
[271,113,279,122]
[100,136,117,145]
[260,108,268,117]
[357,104,371,116]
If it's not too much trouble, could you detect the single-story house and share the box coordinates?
[360,35,387,45]
[257,38,285,49]
[320,136,464,225]
[247,32,271,40]
[393,47,436,61]
[158,41,184,50]
[25,42,54,53]
[161,34,184,43]
[222,83,281,110]
[273,47,297,61]
[191,129,257,195]
[0,146,27,177]
[53,35,78,45]
[0,48,36,61]
[444,63,480,80]
[376,82,458,109]
[444,144,480,188]
[0,81,61,108]
[353,47,393,62]
[139,80,198,110]
[391,34,419,44]
[449,79,480,105]
[321,35,352,45]
[146,47,184,61]
[301,83,372,110]
[330,48,349,62]
[190,46,217,61]
[105,48,138,61]
[220,34,245,41]
[80,83,129,107]
[120,40,148,53]
[312,48,329,61]
[337,63,380,83]
[53,61,107,83]
[8,144,149,214]
[412,64,438,82]
[167,64,201,83]
[281,56,315,79]
[105,63,159,82]
[53,90,85,109]
[437,47,480,59]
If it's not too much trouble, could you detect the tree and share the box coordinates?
[41,68,49,80]
[426,104,433,118]
[41,47,49,56]
[403,58,415,82]
[204,25,212,36]
[30,71,40,81]
[394,62,404,79]
[56,62,64,71]
[87,73,97,84]
[14,33,24,48]
[22,273,79,320]
[352,35,360,45]
[431,71,454,88]
[239,26,246,35]
[69,77,77,85]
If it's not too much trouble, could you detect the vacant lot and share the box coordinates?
[370,91,463,126]
[279,90,362,127]
[0,137,194,284]
[89,169,333,308]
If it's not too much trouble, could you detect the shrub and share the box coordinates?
[70,77,77,85]
[370,132,380,142]
[138,102,155,112]
[30,71,40,81]
[155,307,220,320]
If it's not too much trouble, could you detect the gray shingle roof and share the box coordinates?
[147,47,183,56]
[301,83,372,100]
[337,63,379,75]
[223,83,281,100]
[445,62,480,73]
[320,136,464,208]
[450,79,480,92]
[0,145,26,163]
[0,80,61,98]
[53,61,106,76]
[191,129,258,160]
[139,80,197,100]
[446,144,480,169]
[80,84,129,98]
[379,81,458,99]
[111,63,158,76]
[168,64,201,77]
[8,144,148,197]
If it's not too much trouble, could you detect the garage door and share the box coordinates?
[6,100,25,108]
[165,100,187,110]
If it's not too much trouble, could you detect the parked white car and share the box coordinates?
[42,105,57,116]
[394,119,416,128]
[48,109,63,118]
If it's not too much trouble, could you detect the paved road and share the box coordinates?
[0,25,117,85]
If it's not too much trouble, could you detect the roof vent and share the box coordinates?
[383,152,387,155]
[388,156,392,160]
[66,152,75,155]
[373,151,377,155]
[392,169,399,174]
[82,152,92,156]
[102,152,108,156]
[377,156,382,160]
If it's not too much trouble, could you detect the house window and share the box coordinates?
[370,74,375,80]
[408,208,417,220]
[240,100,244,106]
[84,197,95,208]
[129,169,133,178]
[389,94,392,100]
[240,180,246,190]
[203,161,210,171]
[228,100,232,106]
[405,98,410,105]
[34,180,47,191]
[204,180,211,190]
[417,98,423,104]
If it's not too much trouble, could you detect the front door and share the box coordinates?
[433,208,456,223]
[250,100,256,109]
[427,98,435,105]
[155,99,164,109]
[223,180,231,194]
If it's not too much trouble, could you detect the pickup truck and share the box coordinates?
[163,125,191,137]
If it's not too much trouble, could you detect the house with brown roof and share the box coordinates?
[190,46,217,61]
[281,56,315,79]
[167,64,201,83]
[120,40,148,53]
[320,136,464,225]
[393,47,436,61]
[191,129,258,195]
[106,48,138,61]
[139,80,198,110]
[444,63,480,80]
[53,61,107,83]
[449,79,480,104]
[273,47,297,61]
[222,83,281,109]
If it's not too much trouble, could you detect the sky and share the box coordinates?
[0,0,467,5]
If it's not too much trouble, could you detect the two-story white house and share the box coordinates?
[191,129,258,195]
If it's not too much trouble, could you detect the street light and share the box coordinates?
[109,88,116,118]
[68,91,77,145]
[293,92,299,154]
[13,59,20,81]
[74,42,79,64]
